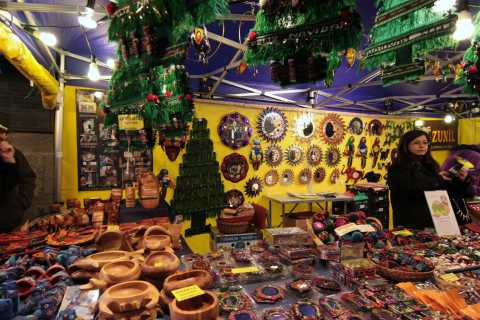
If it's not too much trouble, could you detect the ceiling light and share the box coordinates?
[38,32,57,46]
[94,91,104,99]
[87,57,100,81]
[78,13,97,29]
[444,114,455,123]
[433,0,456,13]
[453,10,474,41]
[414,119,425,127]
[106,58,115,69]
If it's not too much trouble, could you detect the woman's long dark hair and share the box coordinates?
[393,130,439,172]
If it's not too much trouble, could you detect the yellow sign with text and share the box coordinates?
[171,285,205,302]
[231,266,260,274]
[118,114,144,131]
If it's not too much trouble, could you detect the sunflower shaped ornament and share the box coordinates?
[298,168,312,185]
[217,112,252,150]
[306,145,322,166]
[293,113,315,141]
[264,169,279,187]
[280,169,294,185]
[319,113,346,145]
[257,107,288,143]
[325,146,341,168]
[244,177,263,198]
[313,167,326,183]
[285,145,304,166]
[265,144,283,167]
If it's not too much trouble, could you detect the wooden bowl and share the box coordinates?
[99,280,159,316]
[101,260,141,284]
[170,291,218,320]
[72,251,130,271]
[144,226,172,251]
[163,270,213,297]
[142,251,180,277]
[96,230,123,252]
[98,308,157,320]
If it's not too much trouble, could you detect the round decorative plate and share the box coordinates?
[319,113,346,145]
[292,301,322,320]
[325,146,341,167]
[257,107,288,143]
[285,145,304,166]
[313,167,326,183]
[368,119,383,135]
[280,169,294,185]
[265,144,283,167]
[225,189,245,208]
[221,153,249,183]
[293,113,315,140]
[264,170,279,186]
[306,145,322,166]
[244,176,263,198]
[298,168,312,185]
[348,117,364,135]
[218,112,253,149]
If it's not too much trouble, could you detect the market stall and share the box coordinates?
[0,0,480,320]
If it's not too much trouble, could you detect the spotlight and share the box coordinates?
[453,10,474,41]
[414,119,425,127]
[106,58,115,69]
[87,57,100,81]
[433,0,456,13]
[444,114,455,123]
[39,32,57,46]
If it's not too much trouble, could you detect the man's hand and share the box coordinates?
[0,141,15,163]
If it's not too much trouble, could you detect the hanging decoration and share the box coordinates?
[343,136,355,168]
[330,168,340,184]
[370,137,381,169]
[341,166,363,184]
[217,112,253,150]
[345,48,357,68]
[221,153,249,183]
[364,0,458,85]
[326,146,341,168]
[313,167,326,183]
[264,169,279,187]
[249,139,264,171]
[293,113,315,141]
[265,144,283,167]
[298,168,312,185]
[368,119,384,136]
[244,176,263,198]
[357,137,368,169]
[226,189,245,209]
[280,169,294,185]
[306,145,323,166]
[245,0,363,85]
[257,107,288,143]
[348,117,364,135]
[319,114,346,145]
[190,26,211,64]
[285,145,304,166]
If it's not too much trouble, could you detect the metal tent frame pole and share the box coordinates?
[54,54,65,202]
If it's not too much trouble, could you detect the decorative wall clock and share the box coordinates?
[319,113,346,145]
[313,167,326,183]
[285,145,304,166]
[244,177,263,197]
[221,153,249,183]
[265,144,283,167]
[368,119,383,135]
[306,145,322,166]
[298,168,312,185]
[348,117,364,135]
[293,113,315,141]
[257,107,288,143]
[325,146,341,167]
[264,170,279,186]
[225,189,245,208]
[218,112,253,149]
[280,169,294,185]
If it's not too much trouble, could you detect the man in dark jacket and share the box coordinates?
[0,124,36,232]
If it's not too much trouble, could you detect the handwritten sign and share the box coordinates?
[171,285,205,302]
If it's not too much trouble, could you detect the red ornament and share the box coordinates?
[106,2,117,16]
[164,91,172,97]
[185,94,192,101]
[177,95,183,101]
[469,65,478,74]
[247,31,257,42]
[146,93,159,103]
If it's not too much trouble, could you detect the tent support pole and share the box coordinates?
[54,54,65,202]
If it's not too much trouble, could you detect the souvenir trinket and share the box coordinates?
[312,276,341,293]
[298,169,312,185]
[257,107,288,143]
[265,145,283,167]
[370,138,381,169]
[388,303,414,315]
[229,310,257,320]
[344,136,355,168]
[264,170,279,186]
[244,177,263,198]
[231,250,251,264]
[138,172,160,209]
[306,145,322,166]
[319,296,346,318]
[326,146,341,167]
[341,166,363,184]
[320,113,346,145]
[226,189,245,208]
[330,168,340,184]
[250,139,264,170]
[253,285,286,304]
[356,137,368,169]
[292,300,322,320]
[294,113,315,141]
[313,167,326,183]
[285,145,304,166]
[348,118,364,135]
[263,308,293,320]
[340,292,375,312]
[218,292,253,313]
[263,263,283,275]
[288,279,312,294]
[222,153,249,183]
[371,309,400,320]
[368,120,383,136]
[218,112,253,149]
[292,264,314,279]
[280,169,294,185]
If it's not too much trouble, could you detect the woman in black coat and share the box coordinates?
[387,130,471,229]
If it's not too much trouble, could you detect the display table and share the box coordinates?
[119,200,175,223]
[264,193,355,227]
